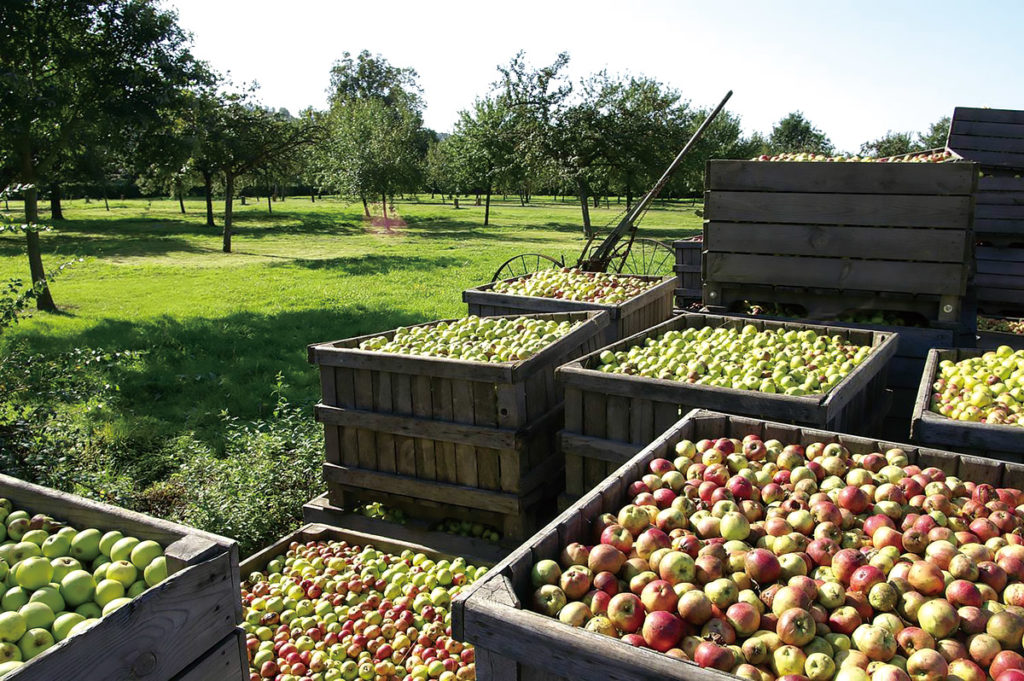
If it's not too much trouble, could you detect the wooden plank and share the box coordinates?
[706,159,977,195]
[474,381,501,491]
[950,133,1024,156]
[706,191,972,228]
[949,148,1024,167]
[323,463,524,515]
[952,118,1024,136]
[336,367,359,466]
[977,204,1024,220]
[410,374,435,480]
[373,371,397,474]
[451,381,479,487]
[314,404,519,450]
[705,253,966,296]
[582,390,607,440]
[704,222,969,262]
[629,398,655,445]
[953,107,1024,125]
[391,373,417,476]
[352,369,377,471]
[171,628,246,681]
[560,433,641,465]
[312,345,512,382]
[432,378,459,484]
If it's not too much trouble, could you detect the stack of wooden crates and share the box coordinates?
[947,106,1024,320]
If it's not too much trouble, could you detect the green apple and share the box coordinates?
[101,596,133,616]
[106,560,138,588]
[50,556,81,582]
[0,661,21,674]
[9,542,40,563]
[70,529,102,562]
[126,580,147,598]
[14,556,52,590]
[73,602,102,619]
[143,556,167,587]
[98,530,123,558]
[17,627,54,661]
[0,612,26,643]
[67,618,98,637]
[129,540,162,569]
[0,588,28,612]
[0,642,19,664]
[60,570,96,607]
[52,612,85,642]
[28,585,64,614]
[41,533,71,559]
[20,530,48,547]
[108,536,140,563]
[17,602,54,630]
[93,578,125,608]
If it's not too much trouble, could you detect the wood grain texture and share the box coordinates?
[171,628,247,681]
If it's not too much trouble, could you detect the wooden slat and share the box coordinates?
[953,107,1024,125]
[451,380,480,487]
[704,222,969,262]
[323,463,524,515]
[336,368,359,466]
[410,375,434,480]
[353,369,377,471]
[314,404,519,450]
[706,159,977,195]
[432,378,459,484]
[705,253,966,296]
[950,133,1024,156]
[474,382,501,491]
[706,191,972,228]
[373,371,396,474]
[171,628,246,681]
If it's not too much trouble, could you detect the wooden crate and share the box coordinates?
[949,107,1024,170]
[977,318,1024,350]
[309,311,609,539]
[171,628,247,681]
[455,408,1024,681]
[302,493,510,566]
[976,246,1024,316]
[701,159,978,326]
[972,171,1024,246]
[463,274,675,343]
[241,522,499,575]
[0,474,242,681]
[672,239,702,307]
[555,312,897,498]
[911,348,1024,462]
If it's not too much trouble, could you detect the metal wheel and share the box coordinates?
[610,238,675,277]
[491,253,564,282]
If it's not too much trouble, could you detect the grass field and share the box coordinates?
[1,194,702,444]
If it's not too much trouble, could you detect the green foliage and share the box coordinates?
[859,130,917,158]
[768,111,835,155]
[918,116,952,150]
[165,376,324,554]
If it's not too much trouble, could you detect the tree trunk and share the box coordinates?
[311,193,315,202]
[223,173,234,253]
[577,180,592,237]
[626,187,633,212]
[178,189,186,214]
[474,191,481,206]
[454,196,460,209]
[18,154,56,312]
[266,192,272,214]
[484,186,492,226]
[49,182,64,220]
[381,193,388,221]
[593,194,600,209]
[103,186,109,211]
[361,194,370,217]
[203,171,215,226]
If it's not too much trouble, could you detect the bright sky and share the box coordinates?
[164,0,1024,153]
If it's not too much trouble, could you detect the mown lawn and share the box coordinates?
[1,194,702,443]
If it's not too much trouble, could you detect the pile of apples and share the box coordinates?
[979,318,1024,336]
[930,346,1023,427]
[242,539,486,681]
[0,500,168,676]
[529,433,1024,681]
[491,268,656,305]
[595,325,873,396]
[751,151,955,163]
[358,316,580,363]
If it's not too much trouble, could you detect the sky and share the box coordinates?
[164,1,1024,153]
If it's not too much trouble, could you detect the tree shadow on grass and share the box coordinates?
[273,253,463,274]
[10,304,430,446]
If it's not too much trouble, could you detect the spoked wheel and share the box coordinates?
[491,253,564,282]
[610,238,675,277]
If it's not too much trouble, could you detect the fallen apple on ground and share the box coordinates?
[241,539,486,681]
[528,433,1024,681]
